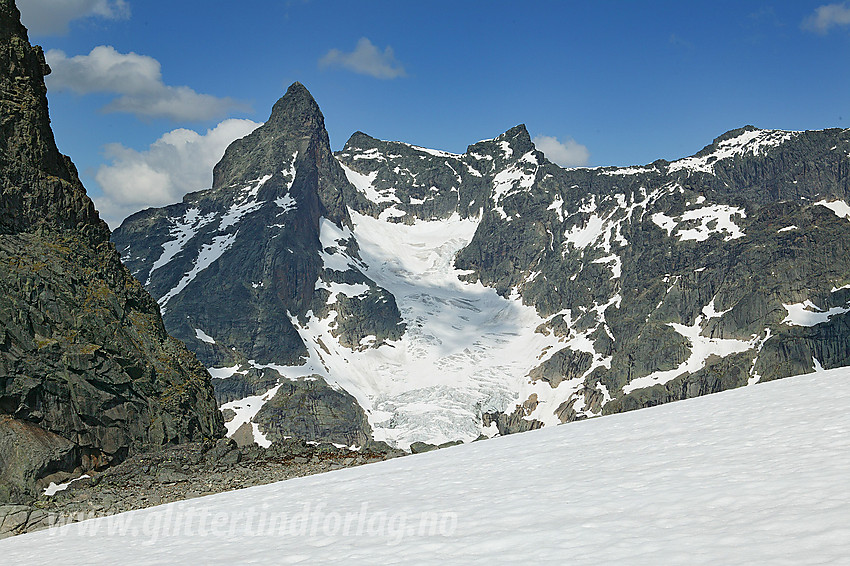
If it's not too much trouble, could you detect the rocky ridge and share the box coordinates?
[0,0,224,505]
[113,84,850,448]
[0,436,408,539]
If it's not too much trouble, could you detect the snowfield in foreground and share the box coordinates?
[3,368,849,564]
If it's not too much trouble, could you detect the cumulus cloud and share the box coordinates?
[17,0,130,36]
[45,46,244,121]
[319,38,407,79]
[93,118,262,227]
[533,135,590,168]
[802,3,850,34]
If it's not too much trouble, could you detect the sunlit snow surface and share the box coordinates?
[816,198,850,221]
[157,232,237,310]
[4,368,849,564]
[42,474,91,497]
[782,300,850,327]
[339,162,399,204]
[651,204,746,242]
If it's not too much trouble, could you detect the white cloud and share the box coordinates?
[45,46,244,121]
[319,38,407,79]
[802,3,850,34]
[46,46,158,94]
[532,135,590,167]
[102,86,242,121]
[17,0,130,36]
[93,119,262,228]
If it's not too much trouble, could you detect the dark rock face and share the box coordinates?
[409,441,437,454]
[0,2,103,241]
[482,395,545,436]
[0,415,76,503]
[253,376,371,447]
[528,347,593,388]
[0,0,224,503]
[113,83,403,447]
[212,367,280,405]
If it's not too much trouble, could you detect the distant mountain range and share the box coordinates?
[113,82,850,450]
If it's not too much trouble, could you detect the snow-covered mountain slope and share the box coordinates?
[277,210,567,447]
[112,83,850,449]
[3,367,849,564]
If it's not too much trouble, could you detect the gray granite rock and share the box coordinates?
[254,376,371,447]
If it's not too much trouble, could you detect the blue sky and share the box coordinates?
[16,0,850,227]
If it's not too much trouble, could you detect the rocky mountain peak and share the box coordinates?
[686,124,787,163]
[212,82,328,187]
[711,125,760,145]
[115,73,850,453]
[462,123,537,166]
[209,82,350,226]
[266,81,323,132]
[500,123,533,145]
[497,124,536,154]
[342,131,381,152]
[0,0,106,241]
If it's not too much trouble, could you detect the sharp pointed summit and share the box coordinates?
[212,82,326,190]
[267,82,322,128]
[211,82,351,227]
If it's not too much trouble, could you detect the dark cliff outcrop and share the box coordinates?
[253,375,372,447]
[0,0,224,504]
